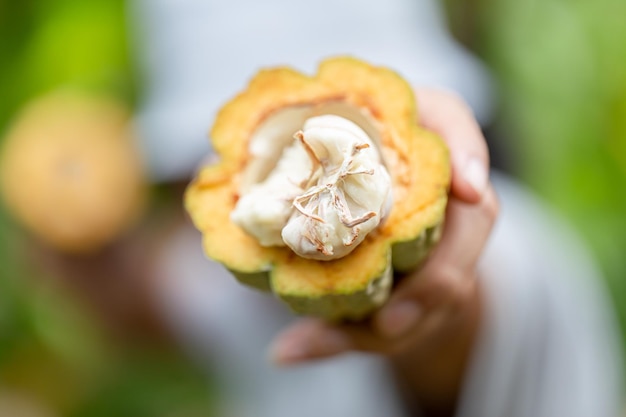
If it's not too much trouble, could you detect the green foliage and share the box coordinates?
[0,0,136,132]
[3,0,624,413]
[0,2,214,416]
[467,0,626,339]
[68,350,215,417]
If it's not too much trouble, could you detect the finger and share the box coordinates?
[426,183,498,272]
[375,184,499,338]
[416,88,490,204]
[270,309,457,365]
[269,318,353,365]
[269,317,404,365]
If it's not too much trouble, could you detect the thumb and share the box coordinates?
[416,88,490,204]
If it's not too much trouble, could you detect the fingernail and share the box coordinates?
[269,337,309,366]
[269,329,349,365]
[464,157,488,197]
[317,329,351,355]
[377,302,422,338]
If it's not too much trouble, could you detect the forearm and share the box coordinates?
[389,280,483,417]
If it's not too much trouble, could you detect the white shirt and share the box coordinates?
[130,0,493,182]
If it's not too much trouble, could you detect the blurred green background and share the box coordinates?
[0,1,215,416]
[445,0,626,339]
[0,0,625,415]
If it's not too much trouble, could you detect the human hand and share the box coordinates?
[269,89,498,365]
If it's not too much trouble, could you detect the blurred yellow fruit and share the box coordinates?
[0,91,147,253]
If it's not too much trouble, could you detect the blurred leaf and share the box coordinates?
[68,350,215,417]
[19,1,131,92]
[0,3,213,416]
[472,0,626,354]
[0,0,135,132]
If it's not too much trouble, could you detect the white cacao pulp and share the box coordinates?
[231,114,393,260]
